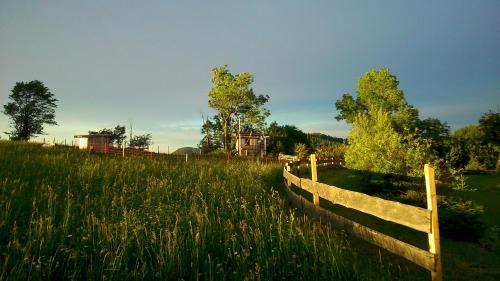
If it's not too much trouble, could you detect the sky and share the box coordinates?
[1,0,499,152]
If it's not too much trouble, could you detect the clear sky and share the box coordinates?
[1,0,499,151]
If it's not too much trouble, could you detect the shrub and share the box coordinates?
[294,143,308,159]
[438,197,484,242]
[480,225,500,253]
[345,109,432,176]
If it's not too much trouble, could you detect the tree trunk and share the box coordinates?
[223,117,231,160]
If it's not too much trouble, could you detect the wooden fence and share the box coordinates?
[282,154,442,281]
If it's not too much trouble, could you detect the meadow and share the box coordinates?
[0,141,399,281]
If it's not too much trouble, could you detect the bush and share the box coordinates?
[345,109,432,176]
[294,143,308,159]
[438,197,484,242]
[480,225,500,253]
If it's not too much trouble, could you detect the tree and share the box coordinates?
[451,124,499,170]
[129,134,152,149]
[265,122,311,155]
[416,118,450,157]
[207,65,269,154]
[345,109,432,176]
[478,110,500,146]
[3,80,58,140]
[238,94,270,134]
[89,125,127,146]
[199,115,223,153]
[112,125,127,146]
[294,143,308,159]
[335,68,419,132]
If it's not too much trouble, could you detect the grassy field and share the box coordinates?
[316,167,500,281]
[0,141,413,281]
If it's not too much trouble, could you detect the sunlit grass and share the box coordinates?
[0,141,393,280]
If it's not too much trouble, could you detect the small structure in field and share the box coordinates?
[235,133,269,157]
[74,134,111,153]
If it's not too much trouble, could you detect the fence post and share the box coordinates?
[425,164,442,281]
[122,142,125,157]
[185,153,188,163]
[310,154,319,206]
[285,163,291,187]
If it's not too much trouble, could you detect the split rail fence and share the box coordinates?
[282,154,442,281]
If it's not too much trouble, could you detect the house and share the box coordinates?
[74,134,111,153]
[235,133,269,157]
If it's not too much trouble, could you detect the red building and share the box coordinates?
[74,134,111,153]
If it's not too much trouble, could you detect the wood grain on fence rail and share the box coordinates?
[283,169,431,233]
[283,183,435,271]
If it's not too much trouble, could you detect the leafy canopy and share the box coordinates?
[3,80,58,140]
[207,65,269,151]
[129,134,152,149]
[335,68,418,132]
[345,109,431,176]
[478,110,500,146]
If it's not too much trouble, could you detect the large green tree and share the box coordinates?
[345,109,431,176]
[3,80,58,140]
[335,68,419,132]
[207,65,269,154]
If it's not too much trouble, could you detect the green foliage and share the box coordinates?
[314,143,347,159]
[479,110,500,146]
[129,133,152,149]
[449,168,476,191]
[2,80,58,140]
[307,133,345,148]
[480,225,500,253]
[416,118,450,157]
[439,197,484,242]
[199,116,223,153]
[207,65,269,152]
[445,138,469,168]
[451,124,499,170]
[335,68,419,132]
[293,143,308,159]
[265,122,311,155]
[345,109,431,176]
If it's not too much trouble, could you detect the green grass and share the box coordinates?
[316,166,500,281]
[0,141,408,280]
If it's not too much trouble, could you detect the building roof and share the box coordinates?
[238,133,269,138]
[74,134,111,138]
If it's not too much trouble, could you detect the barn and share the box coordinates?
[74,134,111,153]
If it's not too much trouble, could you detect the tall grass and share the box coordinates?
[0,141,392,280]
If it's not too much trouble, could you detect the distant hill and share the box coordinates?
[171,147,201,155]
[307,133,345,148]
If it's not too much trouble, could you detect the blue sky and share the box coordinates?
[1,0,499,151]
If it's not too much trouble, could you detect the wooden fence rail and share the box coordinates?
[283,154,442,281]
